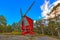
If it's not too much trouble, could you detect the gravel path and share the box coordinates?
[34,36,58,40]
[0,34,58,40]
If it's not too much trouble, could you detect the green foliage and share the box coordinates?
[48,21,56,36]
[0,25,6,33]
[0,15,6,25]
[6,25,12,32]
[0,15,6,33]
[12,22,21,32]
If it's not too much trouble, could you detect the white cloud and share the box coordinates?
[40,0,60,19]
[40,0,49,19]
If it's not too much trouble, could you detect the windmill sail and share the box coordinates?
[20,8,23,18]
[24,1,35,16]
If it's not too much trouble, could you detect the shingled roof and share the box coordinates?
[50,3,60,14]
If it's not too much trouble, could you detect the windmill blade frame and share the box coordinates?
[20,8,24,27]
[24,1,35,16]
[20,8,24,23]
[20,8,23,18]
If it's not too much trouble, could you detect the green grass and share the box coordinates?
[0,31,21,35]
[11,31,21,35]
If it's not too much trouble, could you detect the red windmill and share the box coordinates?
[20,1,35,35]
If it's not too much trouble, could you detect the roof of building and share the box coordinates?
[50,3,60,14]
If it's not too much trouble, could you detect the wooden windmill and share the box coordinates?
[20,1,35,35]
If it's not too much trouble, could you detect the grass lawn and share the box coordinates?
[0,31,21,35]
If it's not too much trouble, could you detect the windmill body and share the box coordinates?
[21,16,34,35]
[20,1,35,35]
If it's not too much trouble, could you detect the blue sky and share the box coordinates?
[0,0,56,25]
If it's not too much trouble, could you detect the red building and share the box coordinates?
[21,16,34,35]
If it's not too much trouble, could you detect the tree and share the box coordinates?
[0,15,6,25]
[35,20,44,34]
[12,23,20,32]
[0,15,6,33]
[56,22,60,38]
[48,21,55,36]
[6,25,12,32]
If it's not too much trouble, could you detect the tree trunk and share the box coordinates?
[41,28,44,34]
[58,30,60,38]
